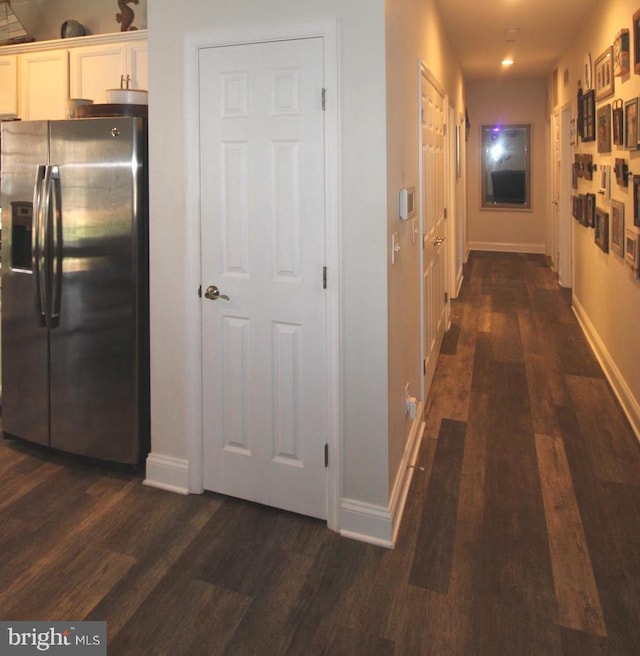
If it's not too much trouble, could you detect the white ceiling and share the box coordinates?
[435,0,601,80]
[9,0,598,81]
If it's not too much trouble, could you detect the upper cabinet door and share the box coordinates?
[69,42,127,104]
[69,39,147,105]
[127,40,148,92]
[0,54,18,116]
[19,49,69,120]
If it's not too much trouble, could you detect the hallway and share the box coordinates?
[0,252,638,655]
[410,251,640,655]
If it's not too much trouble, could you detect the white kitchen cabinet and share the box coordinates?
[69,39,148,104]
[0,54,18,116]
[19,48,68,120]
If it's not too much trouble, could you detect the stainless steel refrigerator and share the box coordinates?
[0,117,149,465]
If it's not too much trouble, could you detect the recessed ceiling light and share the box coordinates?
[502,58,515,67]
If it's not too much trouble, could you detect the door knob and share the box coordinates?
[432,235,445,246]
[204,285,230,301]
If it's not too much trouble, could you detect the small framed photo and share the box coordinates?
[594,47,615,100]
[585,193,596,227]
[611,199,625,257]
[583,153,594,180]
[615,158,628,186]
[625,228,640,270]
[597,104,612,152]
[572,195,580,221]
[600,164,611,198]
[624,97,639,149]
[613,99,624,144]
[614,29,631,76]
[582,89,596,141]
[634,175,640,227]
[634,10,640,74]
[595,207,609,253]
[580,194,589,226]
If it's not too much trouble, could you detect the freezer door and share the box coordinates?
[1,120,50,447]
[48,118,147,464]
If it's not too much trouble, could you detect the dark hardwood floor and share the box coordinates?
[1,252,639,655]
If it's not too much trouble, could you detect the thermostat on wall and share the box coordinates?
[399,186,416,221]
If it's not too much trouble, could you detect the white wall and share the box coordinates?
[11,0,147,40]
[553,0,640,437]
[384,0,464,498]
[146,0,392,517]
[466,78,548,253]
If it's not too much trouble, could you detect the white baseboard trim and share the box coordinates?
[339,499,394,548]
[388,401,425,543]
[468,241,546,254]
[339,402,425,549]
[455,271,464,298]
[572,296,640,442]
[143,453,190,495]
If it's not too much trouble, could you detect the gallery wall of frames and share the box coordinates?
[572,10,640,272]
[557,0,640,440]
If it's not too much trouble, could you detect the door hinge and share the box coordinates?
[324,443,329,467]
[423,359,427,376]
[322,88,326,111]
[323,266,327,289]
[445,291,449,303]
[443,207,448,219]
[198,285,202,298]
[443,124,447,136]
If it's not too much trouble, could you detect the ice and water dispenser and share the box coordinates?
[10,200,32,270]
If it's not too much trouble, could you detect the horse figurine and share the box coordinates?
[116,0,139,32]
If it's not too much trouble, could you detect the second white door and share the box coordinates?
[421,67,448,395]
[199,38,328,519]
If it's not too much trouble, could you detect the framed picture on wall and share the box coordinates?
[624,97,639,148]
[600,164,611,197]
[582,89,596,141]
[585,193,596,227]
[611,199,625,257]
[594,47,615,101]
[634,175,640,226]
[625,229,640,270]
[595,207,610,252]
[634,10,640,74]
[613,99,624,144]
[615,158,628,186]
[597,104,612,152]
[614,29,631,76]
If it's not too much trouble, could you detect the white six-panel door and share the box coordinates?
[199,38,328,519]
[421,67,448,395]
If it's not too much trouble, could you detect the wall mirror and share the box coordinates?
[481,124,531,210]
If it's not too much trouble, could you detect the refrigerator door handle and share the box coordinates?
[40,164,56,329]
[32,164,47,327]
[50,165,62,328]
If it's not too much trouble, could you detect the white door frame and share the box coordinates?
[558,103,573,288]
[551,110,560,272]
[447,104,457,301]
[418,60,450,402]
[184,22,341,531]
